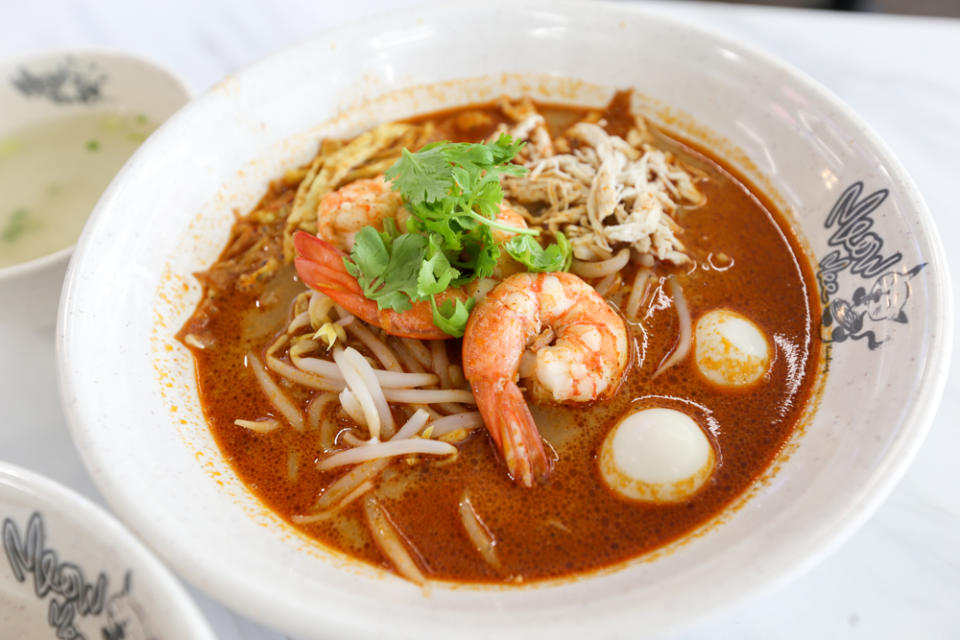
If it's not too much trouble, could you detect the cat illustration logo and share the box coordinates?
[101,572,151,640]
[822,264,925,350]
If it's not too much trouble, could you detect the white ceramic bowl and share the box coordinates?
[57,2,952,639]
[0,50,189,327]
[0,462,215,639]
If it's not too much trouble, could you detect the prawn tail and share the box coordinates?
[293,231,380,326]
[294,230,449,340]
[473,380,551,488]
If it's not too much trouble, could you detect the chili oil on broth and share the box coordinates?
[179,98,820,583]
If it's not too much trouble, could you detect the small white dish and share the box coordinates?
[57,1,952,638]
[0,50,189,327]
[0,461,215,639]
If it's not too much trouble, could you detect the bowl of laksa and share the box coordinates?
[57,2,951,639]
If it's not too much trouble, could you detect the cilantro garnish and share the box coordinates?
[345,134,572,337]
[504,232,573,273]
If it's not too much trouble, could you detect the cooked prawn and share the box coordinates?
[294,231,467,340]
[314,176,405,251]
[461,272,629,487]
[294,176,529,339]
[312,175,526,261]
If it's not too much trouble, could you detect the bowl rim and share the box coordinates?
[56,0,954,637]
[0,47,191,281]
[0,460,217,639]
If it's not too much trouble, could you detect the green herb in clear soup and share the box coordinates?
[0,111,155,268]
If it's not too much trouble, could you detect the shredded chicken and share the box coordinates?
[495,96,554,165]
[499,94,704,264]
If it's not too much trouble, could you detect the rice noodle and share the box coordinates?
[400,338,432,369]
[594,272,618,297]
[183,333,210,350]
[291,352,345,378]
[308,290,335,328]
[381,388,476,405]
[363,496,427,585]
[428,412,484,436]
[340,430,369,447]
[306,392,337,431]
[392,409,431,440]
[410,404,443,421]
[571,248,630,278]
[342,347,395,438]
[339,388,367,428]
[434,402,472,416]
[266,353,345,392]
[458,492,501,571]
[653,276,692,377]
[266,332,288,356]
[317,438,456,471]
[448,364,467,389]
[390,338,427,374]
[625,268,656,320]
[315,459,390,510]
[292,479,375,523]
[246,352,305,431]
[293,354,438,389]
[287,451,300,481]
[234,418,281,433]
[430,341,451,388]
[345,322,403,372]
[287,311,311,335]
[332,348,382,438]
[319,414,340,451]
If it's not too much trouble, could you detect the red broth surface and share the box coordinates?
[179,97,821,582]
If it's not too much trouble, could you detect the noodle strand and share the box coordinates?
[246,352,305,431]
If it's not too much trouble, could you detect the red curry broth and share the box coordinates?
[178,98,820,582]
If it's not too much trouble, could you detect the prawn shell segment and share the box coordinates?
[462,271,630,487]
[314,176,404,251]
[526,273,629,404]
[292,231,454,340]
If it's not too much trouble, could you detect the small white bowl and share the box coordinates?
[57,2,952,638]
[0,50,189,326]
[0,462,215,639]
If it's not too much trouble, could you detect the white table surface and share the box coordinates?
[3,1,959,638]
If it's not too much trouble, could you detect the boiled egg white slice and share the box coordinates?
[599,408,716,503]
[694,308,771,387]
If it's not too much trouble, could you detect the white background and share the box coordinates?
[2,1,958,638]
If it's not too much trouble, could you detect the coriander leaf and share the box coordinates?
[373,290,413,313]
[430,296,475,338]
[348,226,390,278]
[345,229,427,313]
[380,233,428,296]
[455,225,499,282]
[505,232,573,273]
[85,139,100,152]
[417,234,459,296]
[384,146,451,205]
[353,135,545,336]
[488,133,526,163]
